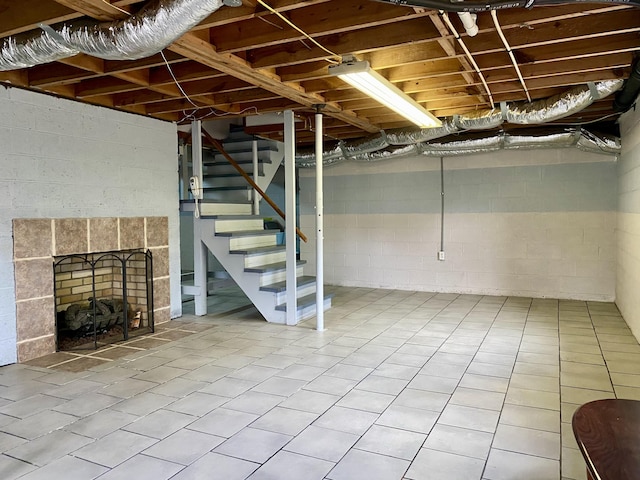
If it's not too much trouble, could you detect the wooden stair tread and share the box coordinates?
[216,229,281,238]
[244,260,306,273]
[229,245,284,256]
[260,276,317,293]
[276,293,334,312]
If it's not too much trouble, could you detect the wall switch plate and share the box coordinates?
[438,251,445,261]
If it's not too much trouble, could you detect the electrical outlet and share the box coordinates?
[438,251,445,261]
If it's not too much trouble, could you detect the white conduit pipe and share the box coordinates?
[491,10,531,103]
[457,12,478,37]
[441,12,494,106]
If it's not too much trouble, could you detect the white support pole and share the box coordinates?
[252,139,259,215]
[315,111,325,331]
[284,110,298,325]
[191,120,207,316]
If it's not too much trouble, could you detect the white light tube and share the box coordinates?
[329,59,441,128]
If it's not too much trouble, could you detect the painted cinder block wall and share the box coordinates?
[617,103,640,341]
[299,148,617,302]
[0,85,181,366]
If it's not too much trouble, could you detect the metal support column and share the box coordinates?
[284,110,297,325]
[191,120,207,316]
[315,110,325,331]
[252,139,259,215]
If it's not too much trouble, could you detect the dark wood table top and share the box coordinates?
[572,399,640,480]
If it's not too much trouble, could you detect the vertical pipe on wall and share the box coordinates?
[252,138,259,215]
[440,156,445,253]
[284,111,298,325]
[192,120,207,316]
[315,111,325,331]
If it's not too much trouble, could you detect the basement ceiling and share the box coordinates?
[0,0,638,145]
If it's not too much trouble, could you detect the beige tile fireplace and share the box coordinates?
[12,217,171,362]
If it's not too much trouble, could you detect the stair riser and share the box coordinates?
[200,203,252,216]
[203,190,252,203]
[297,298,333,321]
[205,163,267,176]
[212,151,276,163]
[273,282,317,305]
[204,177,263,188]
[229,235,277,250]
[203,163,264,175]
[220,139,276,153]
[215,219,264,232]
[259,267,304,286]
[244,251,286,268]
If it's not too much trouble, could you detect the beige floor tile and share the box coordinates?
[423,423,493,459]
[3,288,638,480]
[405,448,484,480]
[484,448,560,480]
[493,424,560,459]
[499,404,560,433]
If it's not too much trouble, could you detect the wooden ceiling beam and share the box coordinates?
[75,77,146,97]
[195,0,332,30]
[27,63,98,87]
[169,33,380,132]
[248,18,442,69]
[51,0,132,21]
[427,12,485,104]
[0,0,77,38]
[211,0,429,54]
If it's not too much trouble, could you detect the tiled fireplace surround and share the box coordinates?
[12,217,171,363]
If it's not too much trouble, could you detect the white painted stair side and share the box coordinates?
[196,216,330,324]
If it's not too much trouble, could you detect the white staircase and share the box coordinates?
[183,126,332,324]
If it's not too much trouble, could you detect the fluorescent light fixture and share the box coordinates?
[329,57,442,128]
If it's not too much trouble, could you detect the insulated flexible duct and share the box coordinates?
[0,0,225,70]
[373,0,640,13]
[296,80,623,166]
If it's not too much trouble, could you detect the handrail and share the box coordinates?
[201,129,308,243]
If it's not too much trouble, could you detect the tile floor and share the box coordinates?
[2,287,640,480]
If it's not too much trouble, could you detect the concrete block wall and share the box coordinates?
[617,103,640,342]
[300,148,617,301]
[0,85,180,366]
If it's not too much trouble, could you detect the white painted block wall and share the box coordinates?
[300,148,617,301]
[0,85,180,365]
[617,103,640,342]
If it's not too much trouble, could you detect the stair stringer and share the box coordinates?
[254,142,284,195]
[196,217,288,324]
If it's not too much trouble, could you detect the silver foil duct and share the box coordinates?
[504,132,578,149]
[298,128,620,166]
[342,133,389,156]
[504,85,593,124]
[0,0,224,70]
[385,118,458,145]
[297,80,623,166]
[576,131,621,154]
[454,109,504,130]
[421,135,504,154]
[351,145,419,162]
[594,79,625,100]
